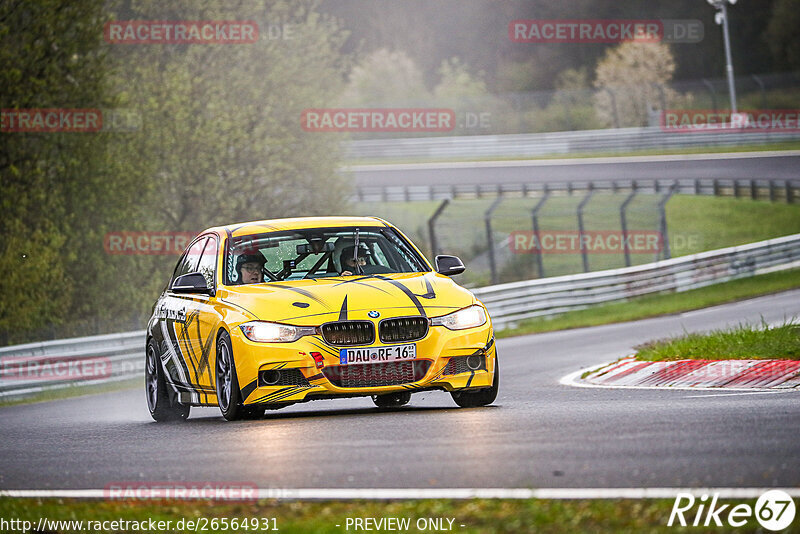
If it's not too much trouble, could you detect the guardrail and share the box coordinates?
[346,127,800,161]
[0,330,145,400]
[474,233,800,329]
[1,234,798,399]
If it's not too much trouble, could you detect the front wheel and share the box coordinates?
[216,331,253,421]
[451,356,499,408]
[145,339,190,422]
[372,391,411,408]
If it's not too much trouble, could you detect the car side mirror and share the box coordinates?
[435,255,465,276]
[172,272,213,295]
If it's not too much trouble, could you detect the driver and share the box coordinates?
[236,253,266,284]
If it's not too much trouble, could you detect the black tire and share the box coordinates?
[372,391,411,408]
[145,339,190,422]
[215,331,252,421]
[451,356,499,408]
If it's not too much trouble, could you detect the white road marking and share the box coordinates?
[683,391,786,398]
[3,487,800,499]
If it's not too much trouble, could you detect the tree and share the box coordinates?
[593,41,689,128]
[100,0,354,316]
[341,48,428,105]
[1,0,355,343]
[0,0,116,342]
[767,0,800,70]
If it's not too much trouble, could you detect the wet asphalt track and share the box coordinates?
[351,152,800,187]
[1,289,799,490]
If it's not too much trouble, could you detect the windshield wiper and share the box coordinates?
[353,227,363,275]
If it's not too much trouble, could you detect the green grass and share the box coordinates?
[344,141,800,165]
[0,497,783,533]
[0,377,139,408]
[634,321,800,361]
[497,269,800,338]
[666,196,800,255]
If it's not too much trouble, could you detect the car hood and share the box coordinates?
[217,272,476,325]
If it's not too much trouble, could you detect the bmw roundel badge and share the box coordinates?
[368,310,380,318]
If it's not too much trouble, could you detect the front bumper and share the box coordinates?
[230,321,496,406]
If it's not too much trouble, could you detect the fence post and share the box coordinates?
[577,184,595,273]
[427,199,450,258]
[652,83,667,112]
[750,180,757,200]
[603,88,621,128]
[657,182,678,261]
[752,75,767,109]
[620,181,638,267]
[770,180,776,202]
[702,79,718,113]
[531,186,551,279]
[485,196,504,285]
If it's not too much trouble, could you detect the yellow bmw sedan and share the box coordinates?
[145,216,498,421]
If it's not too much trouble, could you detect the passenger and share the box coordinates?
[339,244,369,276]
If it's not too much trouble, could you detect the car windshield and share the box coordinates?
[225,226,428,285]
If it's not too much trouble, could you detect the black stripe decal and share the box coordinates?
[333,277,394,295]
[252,387,292,403]
[419,275,436,299]
[167,320,195,389]
[240,379,258,400]
[338,296,348,321]
[267,284,332,309]
[371,275,427,317]
[466,371,476,388]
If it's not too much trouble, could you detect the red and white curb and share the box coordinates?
[562,356,800,391]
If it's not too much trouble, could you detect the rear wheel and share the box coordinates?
[145,339,190,422]
[451,356,499,408]
[216,331,254,421]
[372,391,411,408]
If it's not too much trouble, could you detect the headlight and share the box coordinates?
[430,305,487,330]
[240,321,317,343]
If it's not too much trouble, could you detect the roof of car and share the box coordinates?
[204,216,390,238]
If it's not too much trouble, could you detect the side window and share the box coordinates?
[196,237,218,288]
[171,238,206,287]
[371,242,390,267]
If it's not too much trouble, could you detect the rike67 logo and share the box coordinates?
[668,490,796,531]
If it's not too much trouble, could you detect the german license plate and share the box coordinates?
[339,344,417,365]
